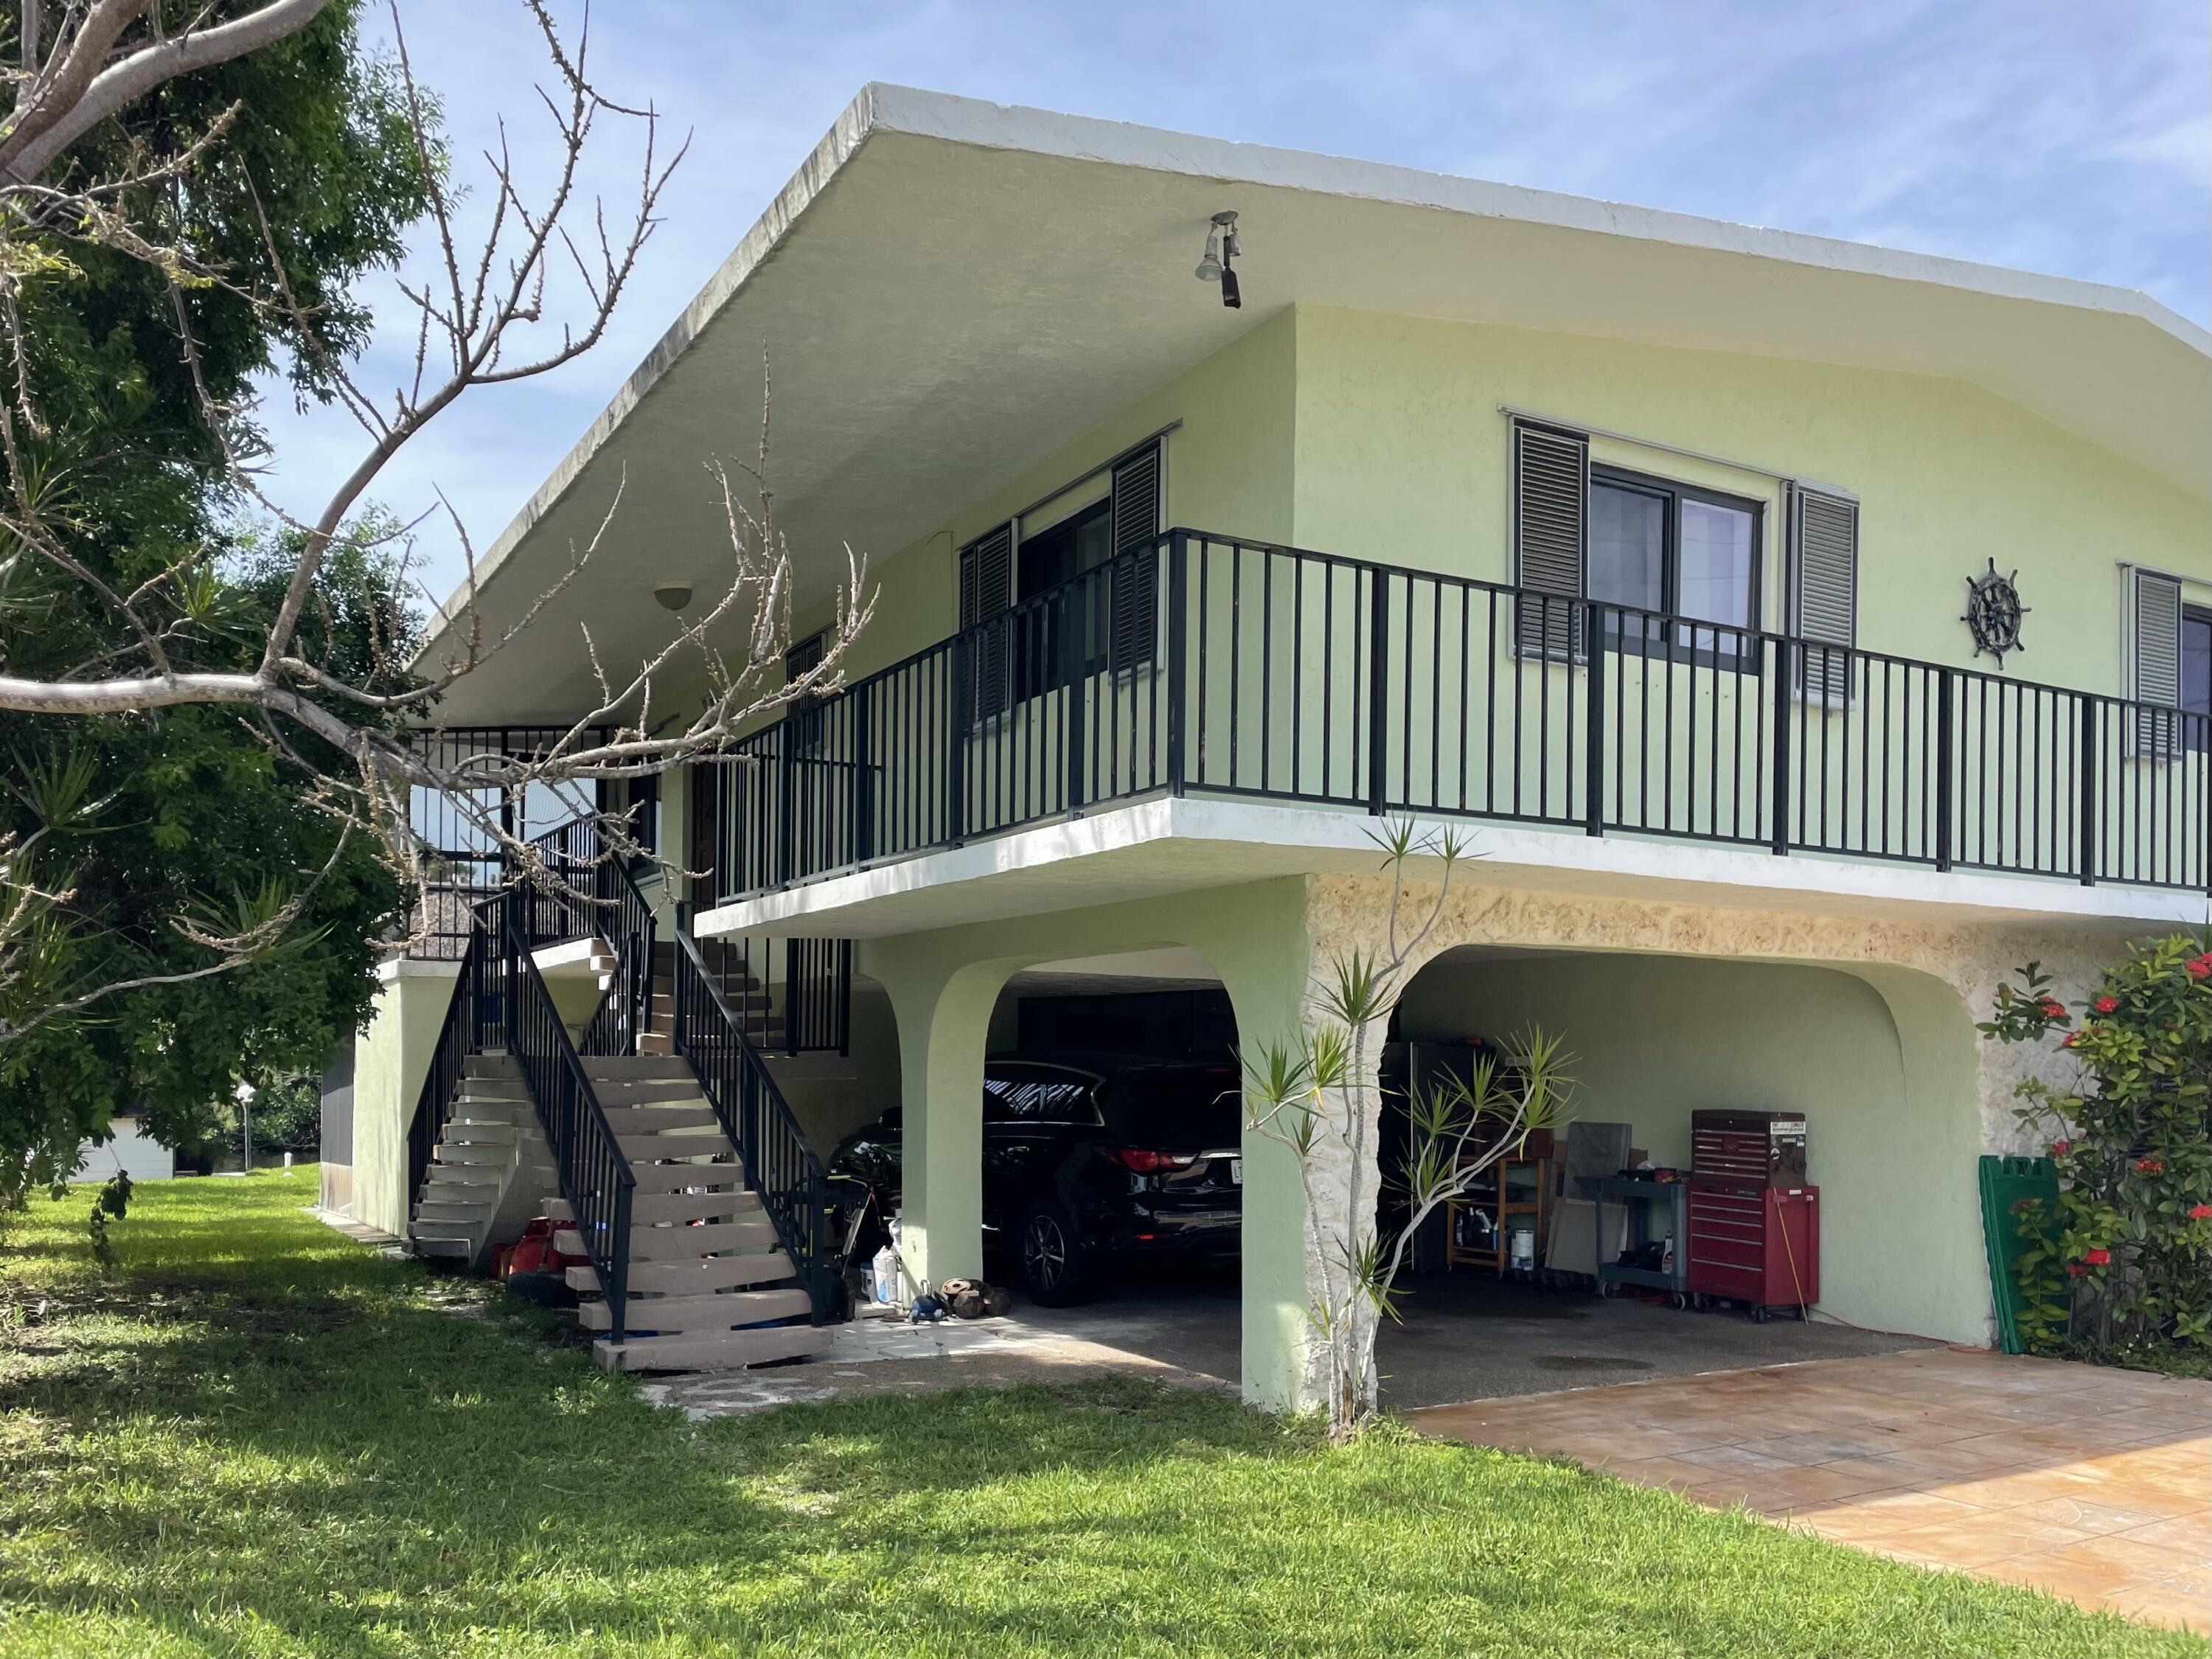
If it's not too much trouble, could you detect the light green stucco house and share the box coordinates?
[344,86,2211,1402]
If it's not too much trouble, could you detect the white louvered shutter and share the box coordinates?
[1512,422,1587,661]
[959,522,1014,720]
[1108,444,1161,673]
[1790,487,1857,703]
[2131,568,2182,758]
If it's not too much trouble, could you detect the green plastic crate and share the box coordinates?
[1978,1154,2059,1355]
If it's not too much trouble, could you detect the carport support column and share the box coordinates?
[874,961,1001,1293]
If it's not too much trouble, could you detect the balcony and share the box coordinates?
[698,531,2211,918]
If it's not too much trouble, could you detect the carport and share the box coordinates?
[1360,942,1964,1399]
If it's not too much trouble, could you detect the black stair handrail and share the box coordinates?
[669,924,837,1324]
[528,815,658,1058]
[493,891,636,1343]
[404,902,498,1213]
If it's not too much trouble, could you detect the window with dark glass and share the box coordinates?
[1586,466,1760,666]
[2183,604,2211,751]
[785,628,827,755]
[1011,495,1116,699]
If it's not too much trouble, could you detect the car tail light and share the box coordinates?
[1104,1148,1197,1173]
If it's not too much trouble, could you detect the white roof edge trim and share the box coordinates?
[421,81,2211,665]
[863,83,2209,354]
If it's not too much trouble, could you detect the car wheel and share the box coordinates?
[1020,1205,1088,1307]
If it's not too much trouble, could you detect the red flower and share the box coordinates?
[2136,1157,2165,1175]
[2060,1030,2081,1048]
[2093,995,2118,1015]
[2188,954,2212,980]
[2066,1262,2089,1278]
[2051,1140,2072,1157]
[2039,998,2067,1020]
[2084,1248,2112,1266]
[2190,1204,2212,1221]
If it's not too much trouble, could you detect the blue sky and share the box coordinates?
[257,0,2209,603]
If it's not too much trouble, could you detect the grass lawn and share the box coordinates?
[0,1172,2197,1658]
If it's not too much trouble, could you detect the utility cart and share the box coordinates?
[1587,1175,1688,1307]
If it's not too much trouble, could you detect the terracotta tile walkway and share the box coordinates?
[1407,1348,2210,1633]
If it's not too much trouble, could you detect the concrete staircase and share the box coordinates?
[554,1053,824,1372]
[408,1056,557,1270]
[639,939,785,1056]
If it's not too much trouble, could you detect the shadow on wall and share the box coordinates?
[1395,947,1986,1343]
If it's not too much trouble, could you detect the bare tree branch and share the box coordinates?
[0,0,335,185]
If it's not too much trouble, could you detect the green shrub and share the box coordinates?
[1980,936,2212,1358]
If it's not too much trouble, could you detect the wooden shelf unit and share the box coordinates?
[1445,1152,1551,1275]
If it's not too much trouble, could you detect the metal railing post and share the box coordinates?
[947,633,970,844]
[1583,602,1605,837]
[1366,568,1391,815]
[783,936,801,1057]
[1166,533,1189,795]
[1935,669,1956,872]
[1770,639,1794,855]
[776,723,796,886]
[2079,695,2099,886]
[852,689,874,866]
[1064,576,1087,812]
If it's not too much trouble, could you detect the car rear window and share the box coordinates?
[1104,1067,1242,1147]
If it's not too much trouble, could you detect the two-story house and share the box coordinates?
[337,86,2211,1405]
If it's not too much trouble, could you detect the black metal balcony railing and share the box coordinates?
[702,530,2212,902]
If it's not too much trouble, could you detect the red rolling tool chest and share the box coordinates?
[1686,1110,1819,1320]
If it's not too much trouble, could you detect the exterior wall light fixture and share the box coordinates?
[1194,210,1242,309]
[653,582,693,613]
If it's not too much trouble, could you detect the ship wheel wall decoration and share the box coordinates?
[1962,560,2028,666]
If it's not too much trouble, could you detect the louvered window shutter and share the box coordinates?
[959,523,1014,720]
[1790,487,1858,703]
[1512,422,1586,661]
[1108,444,1162,673]
[2131,569,2182,758]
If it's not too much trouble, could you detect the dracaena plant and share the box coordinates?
[1242,820,1573,1439]
[1980,936,2212,1365]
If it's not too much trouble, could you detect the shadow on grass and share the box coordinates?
[1,1174,2195,1659]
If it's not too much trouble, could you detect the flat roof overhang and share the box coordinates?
[422,83,2212,726]
[689,796,2205,943]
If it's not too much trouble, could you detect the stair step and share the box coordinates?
[616,1130,736,1162]
[412,1237,474,1259]
[465,1057,521,1077]
[594,1323,824,1373]
[556,1219,780,1260]
[434,1141,513,1166]
[628,1190,763,1226]
[440,1121,518,1144]
[582,1057,693,1081]
[628,1161,745,1194]
[568,1251,798,1295]
[424,1164,501,1187]
[592,1078,713,1105]
[597,1103,719,1133]
[578,1286,812,1334]
[414,1199,494,1224]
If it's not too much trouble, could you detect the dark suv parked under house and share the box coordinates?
[827,1053,1245,1304]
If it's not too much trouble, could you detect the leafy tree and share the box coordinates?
[0,0,428,1198]
[1981,939,2212,1366]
